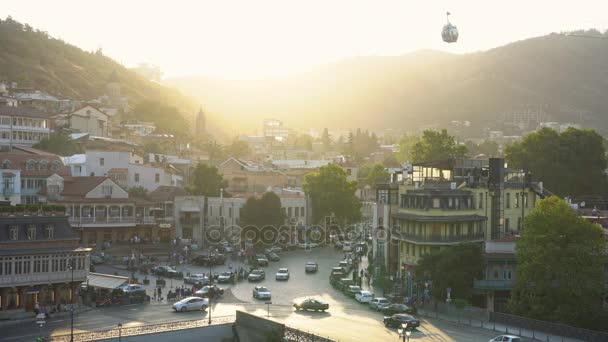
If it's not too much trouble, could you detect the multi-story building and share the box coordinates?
[0,211,90,320]
[473,237,517,313]
[219,157,287,195]
[41,176,156,245]
[0,106,52,147]
[148,185,188,242]
[67,105,109,137]
[63,150,183,191]
[0,168,21,205]
[1,147,71,204]
[263,119,289,141]
[390,158,539,275]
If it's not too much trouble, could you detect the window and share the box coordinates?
[102,185,113,197]
[134,173,140,182]
[506,193,511,209]
[505,218,510,231]
[288,207,292,217]
[27,225,36,240]
[14,256,23,274]
[432,198,440,209]
[524,193,529,208]
[295,207,299,217]
[478,193,483,209]
[34,256,41,273]
[45,225,54,239]
[23,256,30,274]
[155,173,160,183]
[41,256,49,272]
[9,225,18,240]
[515,193,520,208]
[301,207,305,217]
[99,158,105,166]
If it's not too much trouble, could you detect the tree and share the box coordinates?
[364,164,390,189]
[130,100,189,136]
[202,140,226,161]
[303,163,361,224]
[382,154,400,168]
[465,140,499,157]
[226,140,250,158]
[416,243,484,303]
[33,133,81,156]
[411,129,467,163]
[508,197,608,330]
[396,135,420,162]
[188,164,226,196]
[506,128,607,197]
[128,186,148,198]
[240,192,286,250]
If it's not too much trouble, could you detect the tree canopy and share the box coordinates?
[396,135,420,162]
[303,163,361,224]
[363,164,390,189]
[505,128,607,197]
[465,140,499,157]
[411,129,467,163]
[240,192,286,228]
[187,163,226,197]
[32,133,82,156]
[226,140,250,159]
[342,129,380,162]
[508,196,608,330]
[129,100,190,136]
[416,243,484,303]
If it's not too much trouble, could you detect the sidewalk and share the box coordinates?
[0,304,93,329]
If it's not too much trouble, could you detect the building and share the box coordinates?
[218,157,287,195]
[0,106,52,147]
[148,185,189,242]
[122,122,156,136]
[0,168,21,205]
[40,176,156,245]
[0,147,71,204]
[263,119,289,141]
[473,236,517,313]
[68,105,110,137]
[0,211,90,320]
[389,158,540,277]
[14,90,73,113]
[63,151,183,191]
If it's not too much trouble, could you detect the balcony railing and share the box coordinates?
[0,269,87,287]
[69,216,156,225]
[473,279,514,291]
[391,227,485,244]
[2,188,15,195]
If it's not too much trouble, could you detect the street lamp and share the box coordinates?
[118,323,123,342]
[397,323,411,342]
[67,260,75,342]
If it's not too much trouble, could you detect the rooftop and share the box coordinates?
[0,106,52,119]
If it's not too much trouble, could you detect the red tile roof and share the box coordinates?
[0,153,70,177]
[61,177,107,196]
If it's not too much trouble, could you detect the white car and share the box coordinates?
[217,272,233,283]
[369,297,390,310]
[253,286,271,299]
[355,290,374,303]
[275,268,290,281]
[342,241,352,252]
[490,336,521,342]
[172,296,209,312]
[184,273,209,285]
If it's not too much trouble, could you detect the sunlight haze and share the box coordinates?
[2,0,606,79]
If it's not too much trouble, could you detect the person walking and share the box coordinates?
[157,287,162,301]
[153,288,157,301]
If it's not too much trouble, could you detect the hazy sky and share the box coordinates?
[2,1,606,79]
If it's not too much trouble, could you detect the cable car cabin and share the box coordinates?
[441,11,458,43]
[442,24,459,43]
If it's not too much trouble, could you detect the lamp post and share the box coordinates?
[208,293,212,325]
[67,260,75,342]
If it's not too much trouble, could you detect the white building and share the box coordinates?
[0,106,51,147]
[263,119,289,141]
[63,151,183,191]
[123,122,156,136]
[0,168,21,205]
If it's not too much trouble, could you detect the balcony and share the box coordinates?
[473,279,514,291]
[391,227,485,245]
[2,188,15,195]
[0,269,87,287]
[69,216,136,227]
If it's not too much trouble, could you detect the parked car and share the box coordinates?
[305,262,318,273]
[248,269,266,282]
[331,266,347,275]
[217,272,235,283]
[90,255,104,265]
[151,266,182,278]
[355,290,374,303]
[490,336,522,342]
[184,273,209,285]
[219,241,233,254]
[369,297,390,311]
[265,251,280,262]
[335,278,355,291]
[338,260,352,273]
[192,253,225,266]
[329,272,345,287]
[275,268,290,281]
[382,304,416,316]
[293,298,329,312]
[172,296,209,312]
[255,254,269,266]
[118,284,146,293]
[252,286,271,299]
[194,285,224,298]
[383,314,420,329]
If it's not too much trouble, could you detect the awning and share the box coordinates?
[86,273,129,289]
[180,207,200,212]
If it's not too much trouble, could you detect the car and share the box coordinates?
[345,285,362,297]
[383,314,420,329]
[343,241,352,252]
[90,255,104,265]
[355,290,374,303]
[183,273,209,285]
[219,241,233,254]
[194,285,225,298]
[275,268,290,280]
[305,262,318,273]
[265,251,280,262]
[338,260,352,273]
[118,284,146,293]
[248,269,266,282]
[192,253,226,266]
[268,246,283,253]
[253,286,271,299]
[369,297,390,310]
[331,266,347,275]
[382,304,416,316]
[217,272,234,283]
[172,296,209,312]
[293,298,329,312]
[255,254,269,266]
[336,278,355,291]
[489,336,522,342]
[151,266,182,278]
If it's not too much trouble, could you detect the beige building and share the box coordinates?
[68,105,109,137]
[219,157,287,195]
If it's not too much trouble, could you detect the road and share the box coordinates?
[1,247,520,342]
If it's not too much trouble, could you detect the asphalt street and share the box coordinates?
[1,247,527,342]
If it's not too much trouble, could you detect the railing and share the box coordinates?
[69,217,135,225]
[50,316,236,341]
[284,326,335,342]
[137,216,156,225]
[2,188,15,195]
[473,279,514,290]
[391,228,485,243]
[0,269,87,287]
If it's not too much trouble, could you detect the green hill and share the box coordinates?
[169,30,608,136]
[0,17,203,137]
